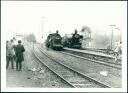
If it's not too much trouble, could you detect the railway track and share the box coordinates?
[33,45,111,88]
[33,53,75,87]
[60,51,121,70]
[62,48,121,69]
[31,57,73,88]
[81,48,112,54]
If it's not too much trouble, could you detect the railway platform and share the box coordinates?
[64,47,115,58]
[63,47,123,65]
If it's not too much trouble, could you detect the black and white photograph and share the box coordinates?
[1,1,127,92]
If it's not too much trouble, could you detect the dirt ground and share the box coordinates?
[6,44,42,87]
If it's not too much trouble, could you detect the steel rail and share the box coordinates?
[33,46,76,88]
[63,48,121,65]
[38,46,111,88]
[60,51,121,70]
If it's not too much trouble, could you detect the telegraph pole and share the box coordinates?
[115,28,121,42]
[109,25,116,50]
[41,17,46,39]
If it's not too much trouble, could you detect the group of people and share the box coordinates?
[6,39,25,71]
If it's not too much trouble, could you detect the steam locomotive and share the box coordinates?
[62,30,83,49]
[45,31,63,50]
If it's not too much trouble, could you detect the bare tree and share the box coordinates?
[26,33,37,43]
[81,26,91,34]
[92,34,110,48]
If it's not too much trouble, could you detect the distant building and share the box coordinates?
[80,26,92,48]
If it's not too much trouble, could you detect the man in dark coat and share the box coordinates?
[15,40,25,71]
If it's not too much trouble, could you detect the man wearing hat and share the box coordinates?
[15,40,25,71]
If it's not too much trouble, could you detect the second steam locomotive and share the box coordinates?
[62,30,83,49]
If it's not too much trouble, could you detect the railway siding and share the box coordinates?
[64,48,114,58]
[60,51,121,69]
[63,48,121,64]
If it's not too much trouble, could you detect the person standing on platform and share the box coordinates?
[6,41,9,62]
[15,40,25,71]
[114,42,122,62]
[6,40,15,69]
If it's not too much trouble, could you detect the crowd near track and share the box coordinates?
[60,50,121,70]
[33,45,111,88]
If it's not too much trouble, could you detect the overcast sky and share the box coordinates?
[2,1,127,42]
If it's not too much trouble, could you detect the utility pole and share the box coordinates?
[41,17,46,39]
[109,25,116,50]
[115,28,121,43]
